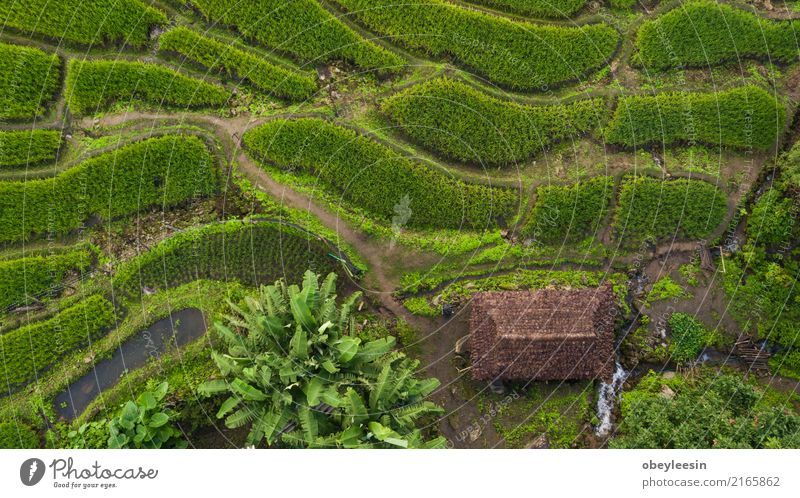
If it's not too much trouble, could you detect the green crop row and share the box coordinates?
[0,246,95,311]
[65,59,230,115]
[636,1,800,70]
[243,118,518,229]
[614,175,727,245]
[186,0,403,74]
[0,295,116,393]
[464,0,587,18]
[333,0,618,89]
[604,85,784,151]
[383,77,605,165]
[0,0,167,47]
[112,220,339,298]
[158,27,317,101]
[0,130,61,168]
[0,42,61,121]
[0,135,217,243]
[523,176,613,243]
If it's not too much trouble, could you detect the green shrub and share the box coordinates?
[614,175,727,244]
[383,78,606,165]
[0,421,39,448]
[243,118,518,229]
[464,0,587,18]
[0,129,61,167]
[113,220,339,298]
[187,0,403,74]
[605,86,785,151]
[522,176,613,243]
[0,42,61,120]
[746,189,794,246]
[107,382,187,449]
[646,276,689,306]
[667,312,709,363]
[0,295,116,392]
[609,0,637,9]
[636,1,800,70]
[0,246,94,311]
[158,27,317,101]
[333,0,618,89]
[0,135,217,242]
[65,59,230,115]
[0,0,167,47]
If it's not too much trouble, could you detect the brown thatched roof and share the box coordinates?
[469,285,617,382]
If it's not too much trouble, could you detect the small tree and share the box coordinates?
[198,271,444,448]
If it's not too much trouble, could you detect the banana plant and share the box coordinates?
[199,270,445,448]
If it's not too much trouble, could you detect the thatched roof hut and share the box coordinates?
[469,285,617,382]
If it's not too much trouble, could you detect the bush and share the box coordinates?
[667,313,709,363]
[0,0,167,47]
[605,86,785,151]
[0,42,61,120]
[158,27,317,101]
[0,129,61,167]
[464,0,586,18]
[0,295,116,392]
[243,118,518,229]
[522,176,613,243]
[0,135,217,242]
[187,0,403,74]
[0,421,39,448]
[65,59,230,115]
[746,189,794,246]
[0,246,95,311]
[333,0,618,89]
[383,77,606,165]
[636,1,800,70]
[113,220,340,298]
[614,175,727,244]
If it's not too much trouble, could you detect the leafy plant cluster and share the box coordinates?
[383,77,605,165]
[0,420,39,448]
[0,129,61,168]
[332,0,618,89]
[158,27,317,101]
[0,245,95,311]
[636,1,800,70]
[667,312,710,364]
[645,276,689,306]
[614,175,727,245]
[0,295,116,392]
[0,42,61,120]
[0,0,167,47]
[107,382,186,448]
[186,0,403,74]
[113,220,340,298]
[0,135,217,242]
[612,370,800,448]
[464,0,587,18]
[65,59,230,115]
[199,271,445,448]
[522,176,613,243]
[243,118,518,229]
[604,85,785,151]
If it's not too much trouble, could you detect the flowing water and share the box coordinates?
[54,308,207,421]
[595,362,628,437]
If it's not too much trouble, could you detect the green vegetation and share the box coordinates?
[383,78,605,165]
[0,245,95,310]
[605,86,785,151]
[667,312,710,363]
[612,371,800,448]
[614,175,727,244]
[198,271,445,448]
[522,176,613,243]
[0,129,61,167]
[0,42,61,120]
[107,382,186,448]
[0,0,166,47]
[243,118,518,229]
[746,189,794,246]
[187,0,403,74]
[333,0,619,89]
[645,276,689,306]
[65,59,230,115]
[636,1,800,70]
[113,220,339,298]
[158,27,317,101]
[0,135,217,242]
[465,0,587,18]
[0,421,38,448]
[0,295,116,392]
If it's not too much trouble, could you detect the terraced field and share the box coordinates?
[1,0,799,453]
